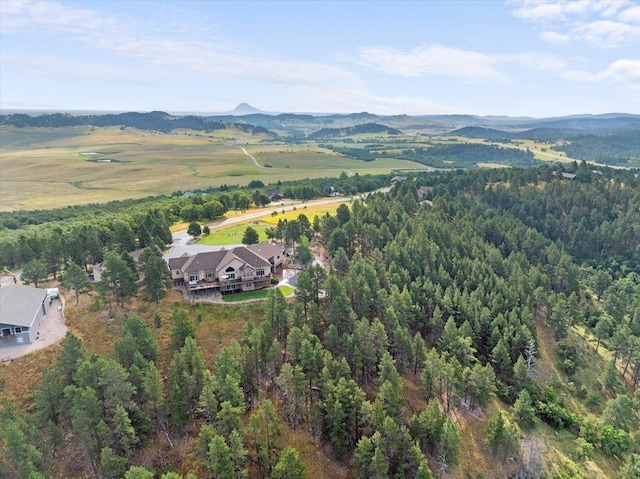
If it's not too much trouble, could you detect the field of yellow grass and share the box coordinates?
[0,125,421,211]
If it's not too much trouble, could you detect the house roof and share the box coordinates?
[417,186,433,196]
[182,250,228,274]
[176,246,272,275]
[168,254,190,270]
[129,245,162,262]
[232,247,271,269]
[0,284,47,327]
[391,176,408,182]
[247,242,284,261]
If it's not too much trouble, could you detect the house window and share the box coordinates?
[1,328,11,337]
[189,274,198,282]
[256,268,265,276]
[205,272,214,278]
[175,270,180,274]
[225,266,235,280]
[226,284,236,291]
[14,327,21,333]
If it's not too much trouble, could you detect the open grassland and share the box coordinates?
[0,125,425,211]
[262,202,345,224]
[198,222,271,245]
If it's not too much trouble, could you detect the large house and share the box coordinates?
[0,284,50,348]
[169,242,284,295]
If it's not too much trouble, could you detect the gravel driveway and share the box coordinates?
[0,298,67,362]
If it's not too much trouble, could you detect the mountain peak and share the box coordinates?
[229,103,262,115]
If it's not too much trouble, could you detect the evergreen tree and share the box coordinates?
[187,221,202,237]
[168,337,207,426]
[270,446,306,479]
[513,389,537,428]
[206,435,235,479]
[142,248,172,302]
[21,258,48,287]
[242,226,260,245]
[486,412,520,462]
[249,399,281,478]
[62,262,91,304]
[171,308,196,349]
[101,251,137,308]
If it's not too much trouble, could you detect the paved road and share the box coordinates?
[165,191,384,259]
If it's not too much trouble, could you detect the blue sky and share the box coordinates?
[1,0,638,116]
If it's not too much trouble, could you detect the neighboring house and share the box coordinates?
[417,185,433,198]
[391,176,408,184]
[265,190,284,201]
[169,243,278,295]
[0,284,50,348]
[247,242,285,273]
[130,245,163,267]
[552,171,577,180]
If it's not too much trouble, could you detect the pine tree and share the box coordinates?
[486,412,520,462]
[62,262,91,304]
[271,446,306,479]
[170,308,195,349]
[168,337,207,426]
[143,248,172,302]
[206,435,235,479]
[513,389,537,428]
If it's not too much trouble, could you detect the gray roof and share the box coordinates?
[0,285,47,327]
[168,254,190,270]
[247,242,284,261]
[232,247,271,269]
[182,250,228,274]
[175,246,271,274]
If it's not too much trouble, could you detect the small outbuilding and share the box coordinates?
[0,284,50,348]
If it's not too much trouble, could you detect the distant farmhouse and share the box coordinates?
[0,285,51,348]
[391,176,408,184]
[169,242,284,295]
[264,190,284,201]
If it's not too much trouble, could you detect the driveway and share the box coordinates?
[0,298,67,362]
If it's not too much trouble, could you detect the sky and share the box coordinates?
[1,0,639,117]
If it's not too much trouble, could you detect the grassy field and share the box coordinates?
[198,222,270,245]
[0,125,428,211]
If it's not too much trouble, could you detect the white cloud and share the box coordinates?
[572,19,640,48]
[507,0,640,48]
[539,31,571,43]
[618,5,640,23]
[357,45,504,82]
[599,58,640,82]
[0,0,362,89]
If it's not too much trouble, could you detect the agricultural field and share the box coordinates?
[0,125,428,211]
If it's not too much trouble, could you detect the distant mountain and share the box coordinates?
[228,103,265,115]
[514,114,640,130]
[446,126,513,140]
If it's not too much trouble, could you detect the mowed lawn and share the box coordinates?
[0,125,425,211]
[198,223,270,245]
[222,285,294,302]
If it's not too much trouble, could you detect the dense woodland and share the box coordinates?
[323,143,536,168]
[0,112,274,136]
[447,127,640,168]
[1,164,640,478]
